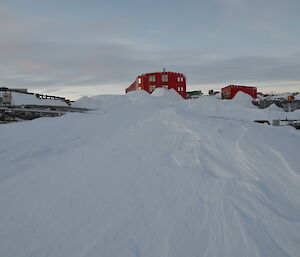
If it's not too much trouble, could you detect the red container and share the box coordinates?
[126,71,187,99]
[221,85,257,99]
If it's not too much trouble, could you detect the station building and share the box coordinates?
[126,70,186,98]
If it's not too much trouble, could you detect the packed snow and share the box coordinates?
[1,90,300,257]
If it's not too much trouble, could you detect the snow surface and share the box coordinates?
[151,87,182,100]
[1,91,300,257]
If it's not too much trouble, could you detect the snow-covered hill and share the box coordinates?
[1,90,300,257]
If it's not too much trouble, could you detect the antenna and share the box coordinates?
[163,68,166,73]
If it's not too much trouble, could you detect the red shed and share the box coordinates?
[221,85,257,99]
[126,70,186,98]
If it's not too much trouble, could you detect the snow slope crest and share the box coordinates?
[0,92,300,257]
[151,88,182,100]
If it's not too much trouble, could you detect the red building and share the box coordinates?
[221,85,257,99]
[126,70,186,98]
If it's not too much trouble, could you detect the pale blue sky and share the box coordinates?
[1,0,300,98]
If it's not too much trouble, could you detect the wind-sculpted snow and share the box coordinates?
[0,91,300,257]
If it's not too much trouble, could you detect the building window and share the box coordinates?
[138,86,142,90]
[138,78,142,84]
[178,87,181,91]
[162,85,168,89]
[181,87,184,91]
[149,85,156,92]
[162,74,168,82]
[149,75,156,82]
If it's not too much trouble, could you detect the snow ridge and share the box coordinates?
[0,91,300,257]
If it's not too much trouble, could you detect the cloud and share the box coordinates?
[214,0,291,39]
[0,5,152,90]
[0,3,299,99]
[216,0,246,7]
[185,55,300,83]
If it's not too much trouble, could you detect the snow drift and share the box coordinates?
[151,87,182,100]
[0,91,300,257]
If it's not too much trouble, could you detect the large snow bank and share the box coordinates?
[151,88,182,100]
[231,91,255,108]
[74,91,151,110]
[1,90,300,257]
[74,89,182,109]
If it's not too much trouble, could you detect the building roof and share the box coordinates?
[139,71,185,77]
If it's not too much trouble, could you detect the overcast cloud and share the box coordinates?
[0,1,299,98]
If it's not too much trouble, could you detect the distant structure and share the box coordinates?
[126,69,186,98]
[208,89,219,96]
[0,87,73,106]
[281,100,300,112]
[0,87,86,123]
[186,90,202,99]
[252,92,300,112]
[221,85,257,99]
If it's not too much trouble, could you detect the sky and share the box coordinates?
[1,0,300,99]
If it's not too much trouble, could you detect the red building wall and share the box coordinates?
[221,85,257,99]
[126,71,187,98]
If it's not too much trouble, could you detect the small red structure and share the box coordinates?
[221,85,257,99]
[126,70,186,98]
